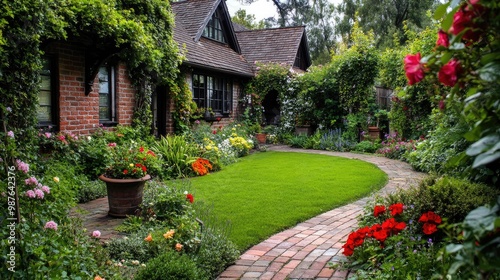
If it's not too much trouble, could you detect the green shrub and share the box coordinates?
[76,180,107,203]
[353,140,381,153]
[77,136,110,180]
[153,135,200,178]
[135,251,204,280]
[387,176,500,224]
[107,232,154,263]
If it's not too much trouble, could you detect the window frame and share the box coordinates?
[38,55,59,130]
[203,12,226,43]
[192,72,232,116]
[98,64,117,125]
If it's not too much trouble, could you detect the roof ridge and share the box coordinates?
[235,25,306,33]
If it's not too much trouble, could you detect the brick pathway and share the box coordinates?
[73,146,425,279]
[217,146,425,280]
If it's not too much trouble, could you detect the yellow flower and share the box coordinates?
[206,145,212,150]
[163,230,175,239]
[175,243,183,251]
[129,163,134,167]
[232,127,236,131]
[53,177,60,183]
[144,233,153,242]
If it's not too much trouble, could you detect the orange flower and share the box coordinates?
[175,243,183,251]
[144,233,153,242]
[163,230,175,239]
[94,276,105,280]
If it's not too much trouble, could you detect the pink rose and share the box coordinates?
[92,230,101,238]
[438,59,461,87]
[404,53,425,85]
[44,221,58,231]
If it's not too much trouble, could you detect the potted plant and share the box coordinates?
[99,142,159,217]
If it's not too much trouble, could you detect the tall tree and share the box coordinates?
[231,9,267,29]
[336,0,439,48]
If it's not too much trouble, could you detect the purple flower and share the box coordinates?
[26,190,36,198]
[7,131,14,138]
[92,230,101,238]
[6,107,12,113]
[34,189,44,199]
[41,186,50,194]
[25,177,38,186]
[16,159,29,174]
[44,221,58,230]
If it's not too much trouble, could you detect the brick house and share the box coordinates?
[39,0,311,136]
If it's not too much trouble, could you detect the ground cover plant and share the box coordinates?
[186,151,388,250]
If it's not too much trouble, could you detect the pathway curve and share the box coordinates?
[217,145,425,280]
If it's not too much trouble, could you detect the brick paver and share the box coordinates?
[74,145,425,279]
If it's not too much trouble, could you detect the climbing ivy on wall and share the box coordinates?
[0,0,182,159]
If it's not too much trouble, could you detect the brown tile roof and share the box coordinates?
[172,0,253,77]
[235,26,308,67]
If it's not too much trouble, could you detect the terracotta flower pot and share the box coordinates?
[98,174,151,217]
[255,133,267,144]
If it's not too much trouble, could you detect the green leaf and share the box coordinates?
[478,62,500,82]
[472,151,500,168]
[445,243,463,254]
[442,6,460,31]
[434,3,450,20]
[466,135,499,156]
[440,52,453,64]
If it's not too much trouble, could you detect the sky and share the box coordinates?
[225,0,343,21]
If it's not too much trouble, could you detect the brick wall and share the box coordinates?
[44,41,136,135]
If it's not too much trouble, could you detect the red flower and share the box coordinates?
[418,211,442,224]
[147,150,156,157]
[372,228,388,243]
[449,2,484,43]
[186,193,194,203]
[404,53,425,85]
[139,146,145,153]
[438,59,461,87]
[389,203,404,216]
[436,30,449,48]
[382,218,406,235]
[123,169,128,175]
[373,205,386,217]
[439,99,446,111]
[422,223,438,235]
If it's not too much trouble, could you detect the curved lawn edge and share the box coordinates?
[189,150,388,250]
[218,146,426,280]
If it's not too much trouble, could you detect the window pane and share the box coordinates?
[39,91,51,106]
[37,106,51,122]
[99,66,112,121]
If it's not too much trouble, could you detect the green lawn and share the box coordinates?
[187,151,387,250]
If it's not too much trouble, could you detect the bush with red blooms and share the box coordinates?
[403,0,500,174]
[339,202,445,278]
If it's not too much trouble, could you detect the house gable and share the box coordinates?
[235,26,312,72]
[172,0,241,54]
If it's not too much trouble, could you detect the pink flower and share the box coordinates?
[44,132,52,138]
[438,59,461,87]
[108,142,117,147]
[404,53,425,85]
[436,30,449,48]
[44,221,58,231]
[7,131,14,138]
[34,189,44,199]
[26,190,36,198]
[92,230,101,238]
[41,186,50,194]
[58,135,66,141]
[439,99,446,111]
[25,176,39,186]
[16,159,29,173]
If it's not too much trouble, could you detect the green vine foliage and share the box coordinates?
[171,71,194,134]
[0,0,182,162]
[246,62,295,131]
[331,22,379,115]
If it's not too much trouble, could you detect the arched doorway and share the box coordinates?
[262,90,280,125]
